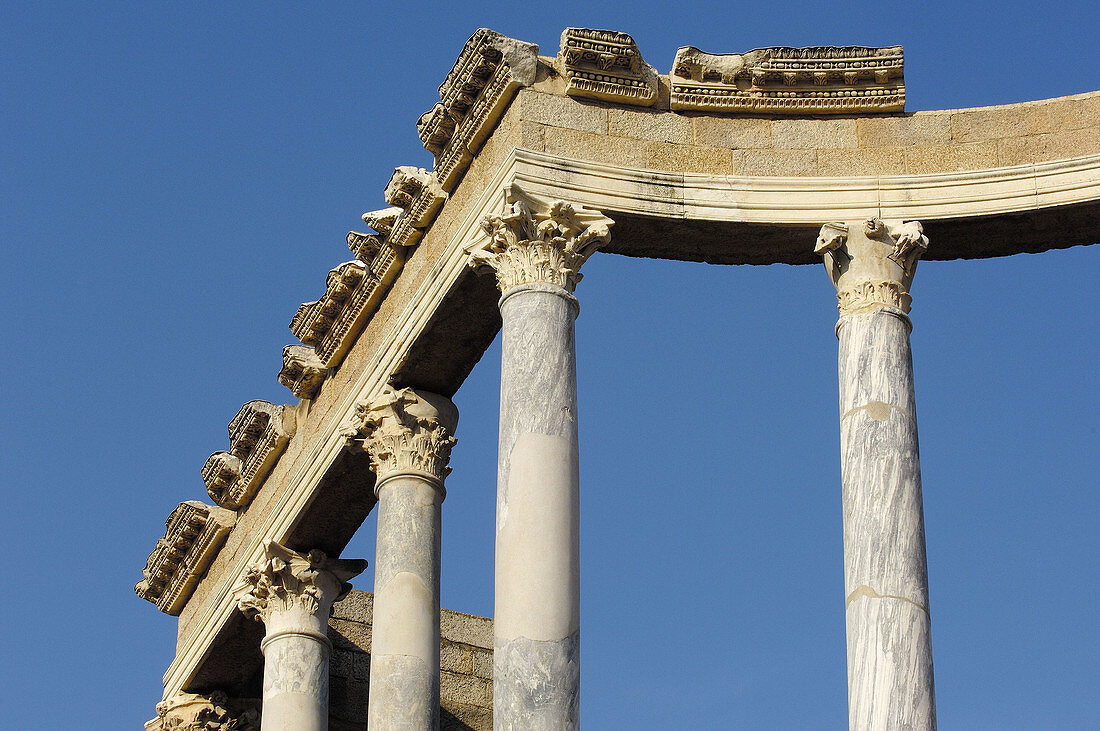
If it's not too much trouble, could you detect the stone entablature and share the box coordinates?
[202,401,294,509]
[137,501,235,615]
[671,45,905,114]
[278,345,326,400]
[558,27,657,107]
[416,28,539,191]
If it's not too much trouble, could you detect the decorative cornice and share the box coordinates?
[815,218,928,316]
[234,542,366,624]
[202,401,294,509]
[416,29,539,191]
[136,501,235,616]
[466,184,613,293]
[278,345,326,400]
[559,28,657,106]
[146,691,259,731]
[671,45,904,114]
[289,249,403,368]
[342,386,458,486]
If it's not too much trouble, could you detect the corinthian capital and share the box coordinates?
[815,218,929,316]
[466,184,613,293]
[146,691,258,731]
[343,386,458,485]
[234,542,366,624]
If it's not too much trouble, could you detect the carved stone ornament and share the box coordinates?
[558,28,658,106]
[146,691,259,731]
[417,29,539,190]
[384,167,447,228]
[136,501,235,616]
[815,218,928,316]
[671,45,904,114]
[277,344,326,399]
[202,401,294,509]
[290,258,391,368]
[347,206,403,262]
[234,542,366,624]
[342,386,459,485]
[466,184,613,293]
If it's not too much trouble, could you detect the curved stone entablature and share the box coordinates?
[136,501,236,615]
[417,28,540,191]
[202,401,295,509]
[671,45,905,114]
[558,27,657,107]
[278,345,326,400]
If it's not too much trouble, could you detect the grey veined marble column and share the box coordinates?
[236,542,366,731]
[816,219,937,730]
[345,386,458,730]
[466,184,612,730]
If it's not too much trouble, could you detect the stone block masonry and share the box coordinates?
[327,590,494,730]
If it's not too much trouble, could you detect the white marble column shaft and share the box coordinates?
[369,475,443,729]
[818,219,936,730]
[349,387,458,730]
[465,185,612,730]
[236,542,366,731]
[494,282,581,729]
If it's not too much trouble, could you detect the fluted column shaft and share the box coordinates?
[818,219,936,730]
[236,542,366,731]
[347,387,458,730]
[466,184,612,730]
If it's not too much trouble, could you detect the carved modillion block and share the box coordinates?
[416,28,539,190]
[466,183,613,293]
[343,386,459,486]
[136,501,235,615]
[278,345,326,400]
[202,401,295,509]
[671,45,904,114]
[559,28,658,106]
[816,218,928,316]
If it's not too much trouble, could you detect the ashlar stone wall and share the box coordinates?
[328,590,493,730]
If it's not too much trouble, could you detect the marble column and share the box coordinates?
[345,386,458,729]
[816,219,937,730]
[466,184,612,730]
[236,541,367,731]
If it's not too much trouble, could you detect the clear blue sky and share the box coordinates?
[2,2,1096,728]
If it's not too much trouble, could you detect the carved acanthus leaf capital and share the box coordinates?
[342,386,458,484]
[816,218,929,316]
[146,691,259,731]
[466,184,613,293]
[234,542,366,624]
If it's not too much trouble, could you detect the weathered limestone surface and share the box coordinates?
[820,220,936,729]
[558,28,658,107]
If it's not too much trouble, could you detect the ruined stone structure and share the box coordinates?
[138,26,1099,730]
